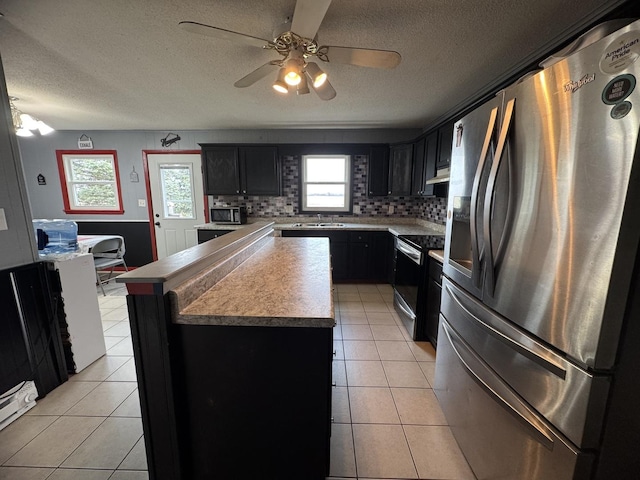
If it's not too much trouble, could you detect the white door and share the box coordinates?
[147,153,205,259]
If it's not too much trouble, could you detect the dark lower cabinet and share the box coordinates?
[282,230,390,282]
[196,229,233,244]
[424,257,443,347]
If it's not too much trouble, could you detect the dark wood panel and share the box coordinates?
[77,221,154,267]
[177,324,332,479]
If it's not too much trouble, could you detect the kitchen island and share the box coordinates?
[116,222,334,480]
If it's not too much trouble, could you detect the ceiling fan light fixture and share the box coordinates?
[273,67,289,94]
[16,127,34,137]
[283,58,302,86]
[37,120,55,135]
[305,62,327,88]
[297,73,310,95]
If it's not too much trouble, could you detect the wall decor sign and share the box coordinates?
[130,166,140,183]
[78,134,94,149]
[37,173,46,185]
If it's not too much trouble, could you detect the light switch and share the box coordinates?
[138,199,146,207]
[0,208,7,230]
[388,205,395,214]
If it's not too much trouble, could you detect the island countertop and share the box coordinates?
[175,236,334,328]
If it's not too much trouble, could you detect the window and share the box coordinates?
[56,150,124,214]
[301,155,352,213]
[160,165,195,219]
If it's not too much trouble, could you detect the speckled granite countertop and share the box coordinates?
[195,219,445,237]
[428,249,445,263]
[176,237,334,328]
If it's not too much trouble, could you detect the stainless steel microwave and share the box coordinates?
[210,207,247,224]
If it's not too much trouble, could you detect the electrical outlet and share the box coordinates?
[0,208,7,231]
[246,205,253,214]
[388,205,394,214]
[284,205,294,213]
[138,199,146,207]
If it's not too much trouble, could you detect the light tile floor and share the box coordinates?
[327,283,475,480]
[0,281,147,480]
[1,281,475,480]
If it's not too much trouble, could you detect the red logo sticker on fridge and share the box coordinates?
[602,74,636,105]
[600,32,640,74]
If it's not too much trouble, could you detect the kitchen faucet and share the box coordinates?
[317,213,322,223]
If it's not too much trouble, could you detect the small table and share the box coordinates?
[77,234,124,253]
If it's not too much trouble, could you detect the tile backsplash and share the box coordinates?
[209,155,447,225]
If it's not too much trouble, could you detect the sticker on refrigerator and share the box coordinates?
[602,74,636,104]
[610,101,632,119]
[600,31,640,74]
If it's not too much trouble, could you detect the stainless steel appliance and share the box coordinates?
[435,19,640,480]
[393,234,444,340]
[210,206,246,224]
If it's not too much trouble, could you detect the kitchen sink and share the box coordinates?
[291,222,345,228]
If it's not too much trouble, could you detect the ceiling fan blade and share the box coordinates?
[179,21,270,48]
[291,0,332,40]
[234,61,280,88]
[320,46,401,69]
[310,78,336,101]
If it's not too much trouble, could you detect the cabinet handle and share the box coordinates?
[333,350,337,356]
[388,191,392,194]
[243,190,246,194]
[236,190,240,194]
[332,382,336,387]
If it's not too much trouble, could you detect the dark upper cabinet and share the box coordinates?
[389,144,413,196]
[367,145,389,197]
[411,133,438,197]
[240,146,281,196]
[203,147,240,195]
[437,123,455,168]
[202,145,281,196]
[411,137,426,196]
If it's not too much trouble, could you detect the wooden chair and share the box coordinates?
[92,237,128,296]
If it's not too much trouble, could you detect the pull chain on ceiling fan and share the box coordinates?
[179,0,401,101]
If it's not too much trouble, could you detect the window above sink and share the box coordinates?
[300,154,352,214]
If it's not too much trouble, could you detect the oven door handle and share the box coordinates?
[396,241,421,265]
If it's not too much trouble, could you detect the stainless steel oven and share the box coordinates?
[393,236,423,339]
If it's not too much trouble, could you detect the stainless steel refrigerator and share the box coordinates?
[434,18,640,480]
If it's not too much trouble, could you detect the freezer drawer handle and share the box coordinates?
[484,98,515,296]
[442,319,555,450]
[470,107,499,289]
[444,282,566,379]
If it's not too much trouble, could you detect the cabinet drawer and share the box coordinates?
[348,231,371,243]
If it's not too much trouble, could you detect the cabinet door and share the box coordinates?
[389,144,413,196]
[369,232,391,282]
[348,242,370,280]
[331,241,349,281]
[240,146,281,196]
[203,147,240,195]
[421,131,439,197]
[411,137,426,196]
[424,258,443,347]
[437,123,455,168]
[367,145,389,196]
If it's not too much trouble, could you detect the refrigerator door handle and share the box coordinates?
[470,107,499,289]
[483,98,515,296]
[442,319,555,450]
[444,282,567,379]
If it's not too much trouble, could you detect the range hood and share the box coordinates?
[425,167,450,185]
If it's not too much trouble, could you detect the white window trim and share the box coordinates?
[301,154,351,213]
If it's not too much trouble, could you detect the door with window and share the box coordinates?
[146,153,205,259]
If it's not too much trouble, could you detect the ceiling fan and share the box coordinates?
[179,0,401,100]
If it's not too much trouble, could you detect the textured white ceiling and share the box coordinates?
[0,0,628,131]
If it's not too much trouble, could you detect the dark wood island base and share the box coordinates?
[118,223,335,480]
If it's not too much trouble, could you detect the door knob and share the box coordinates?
[154,222,161,227]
